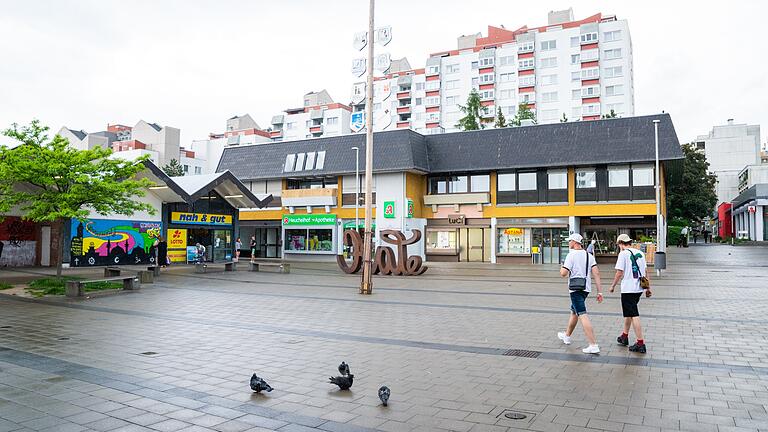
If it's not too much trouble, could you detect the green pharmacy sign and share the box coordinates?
[282,214,337,226]
[383,201,395,219]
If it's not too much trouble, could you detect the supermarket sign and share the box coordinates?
[282,214,337,226]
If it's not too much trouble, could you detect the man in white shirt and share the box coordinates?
[557,233,604,354]
[609,234,650,354]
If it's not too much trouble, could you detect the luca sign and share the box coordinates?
[171,212,232,226]
[282,214,337,226]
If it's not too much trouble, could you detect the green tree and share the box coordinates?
[162,158,184,177]
[0,120,156,276]
[560,113,568,123]
[494,106,507,128]
[602,109,618,119]
[511,103,536,126]
[455,89,486,131]
[667,143,718,222]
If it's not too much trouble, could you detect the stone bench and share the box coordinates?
[194,262,236,273]
[147,265,160,277]
[249,262,290,274]
[66,276,137,298]
[103,267,154,283]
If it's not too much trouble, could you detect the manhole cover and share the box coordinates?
[504,412,527,420]
[502,349,541,358]
[498,409,537,423]
[139,351,159,356]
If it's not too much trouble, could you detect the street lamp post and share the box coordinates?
[351,146,360,231]
[360,0,375,294]
[653,119,662,276]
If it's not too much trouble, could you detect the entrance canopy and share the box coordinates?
[139,161,272,208]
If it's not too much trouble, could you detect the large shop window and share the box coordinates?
[426,229,458,254]
[497,228,532,255]
[284,228,334,252]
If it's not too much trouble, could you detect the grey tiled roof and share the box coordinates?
[217,114,682,181]
[70,129,87,140]
[148,123,162,132]
[91,131,118,145]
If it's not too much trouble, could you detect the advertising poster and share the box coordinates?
[70,219,162,267]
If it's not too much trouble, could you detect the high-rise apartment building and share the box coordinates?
[351,8,634,134]
[268,90,352,141]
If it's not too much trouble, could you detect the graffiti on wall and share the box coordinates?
[70,219,162,267]
[0,217,37,267]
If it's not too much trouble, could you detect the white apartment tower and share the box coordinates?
[269,90,352,141]
[352,9,634,134]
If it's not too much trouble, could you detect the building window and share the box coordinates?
[425,96,440,106]
[471,61,479,69]
[480,73,494,83]
[498,55,515,66]
[582,104,600,115]
[497,227,531,254]
[414,97,423,105]
[444,80,460,90]
[519,75,535,87]
[606,103,624,114]
[286,122,295,130]
[581,86,600,97]
[518,58,534,69]
[540,57,557,68]
[428,175,469,194]
[541,74,558,85]
[603,48,622,60]
[497,173,516,191]
[414,82,425,91]
[480,57,494,67]
[571,54,580,65]
[581,32,598,44]
[445,95,459,105]
[499,72,514,82]
[499,89,514,100]
[541,91,558,103]
[548,170,567,189]
[426,80,440,91]
[480,89,494,100]
[576,169,596,188]
[632,165,654,186]
[571,89,581,100]
[540,109,558,121]
[540,40,557,51]
[470,174,490,192]
[609,165,630,187]
[605,85,624,96]
[603,30,621,42]
[427,65,439,75]
[518,41,534,52]
[571,71,581,82]
[326,117,338,125]
[518,172,536,190]
[603,66,623,78]
[427,229,457,254]
[570,36,580,47]
[572,107,581,119]
[194,166,202,175]
[445,63,460,74]
[581,68,599,79]
[519,93,535,103]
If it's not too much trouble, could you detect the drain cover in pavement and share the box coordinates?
[504,412,527,420]
[57,337,70,341]
[502,349,541,358]
[139,351,159,356]
[0,326,12,329]
[498,409,536,422]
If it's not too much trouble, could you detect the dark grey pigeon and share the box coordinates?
[378,386,390,406]
[329,374,354,390]
[250,374,273,393]
[338,361,350,376]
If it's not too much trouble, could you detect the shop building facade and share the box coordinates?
[218,114,681,265]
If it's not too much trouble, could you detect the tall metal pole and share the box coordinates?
[352,146,360,230]
[653,119,662,276]
[360,0,375,294]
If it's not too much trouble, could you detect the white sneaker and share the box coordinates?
[557,332,572,345]
[582,344,600,354]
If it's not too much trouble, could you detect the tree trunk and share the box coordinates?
[56,219,65,278]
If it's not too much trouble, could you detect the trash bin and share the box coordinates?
[654,251,666,270]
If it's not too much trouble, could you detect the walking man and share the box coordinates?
[586,239,596,255]
[558,233,604,354]
[610,234,650,353]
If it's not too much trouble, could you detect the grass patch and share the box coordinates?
[0,282,13,290]
[27,276,123,297]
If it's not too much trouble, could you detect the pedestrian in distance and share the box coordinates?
[680,226,689,247]
[249,236,257,263]
[586,239,596,255]
[558,233,604,354]
[158,236,168,267]
[234,237,242,262]
[610,234,651,354]
[195,243,206,265]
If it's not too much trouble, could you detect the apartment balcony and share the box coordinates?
[309,125,323,134]
[396,91,411,100]
[396,120,411,129]
[581,50,599,62]
[397,105,411,114]
[281,188,337,211]
[270,130,282,139]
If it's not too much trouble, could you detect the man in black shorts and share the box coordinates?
[609,234,650,353]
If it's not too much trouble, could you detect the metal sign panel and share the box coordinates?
[351,82,365,105]
[375,108,392,129]
[353,31,368,51]
[375,26,392,46]
[351,58,366,77]
[373,80,392,103]
[374,53,391,73]
[350,111,365,133]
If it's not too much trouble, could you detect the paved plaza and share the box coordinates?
[2,245,768,432]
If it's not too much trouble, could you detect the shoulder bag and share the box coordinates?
[568,251,590,290]
[629,250,650,289]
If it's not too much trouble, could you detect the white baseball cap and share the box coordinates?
[616,234,632,243]
[566,233,584,244]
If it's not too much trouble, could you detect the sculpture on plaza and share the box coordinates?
[336,229,428,276]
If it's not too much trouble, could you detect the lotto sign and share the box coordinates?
[406,199,414,218]
[168,249,187,263]
[383,201,395,219]
[167,229,187,249]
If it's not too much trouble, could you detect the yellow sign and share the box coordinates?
[504,228,524,235]
[171,212,232,226]
[532,246,540,254]
[167,228,187,250]
[168,249,187,263]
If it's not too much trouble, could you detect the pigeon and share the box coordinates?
[338,361,350,376]
[378,386,390,406]
[329,374,354,390]
[249,374,273,393]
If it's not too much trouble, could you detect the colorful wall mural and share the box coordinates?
[70,219,162,267]
[0,217,37,267]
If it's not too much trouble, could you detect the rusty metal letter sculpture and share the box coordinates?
[337,229,427,276]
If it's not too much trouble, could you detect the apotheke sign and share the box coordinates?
[282,214,337,226]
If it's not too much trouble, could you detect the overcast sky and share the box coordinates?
[1,0,766,148]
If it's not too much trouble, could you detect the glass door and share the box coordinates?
[542,230,554,263]
[213,229,232,262]
[264,228,279,258]
[467,228,485,262]
[532,228,544,264]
